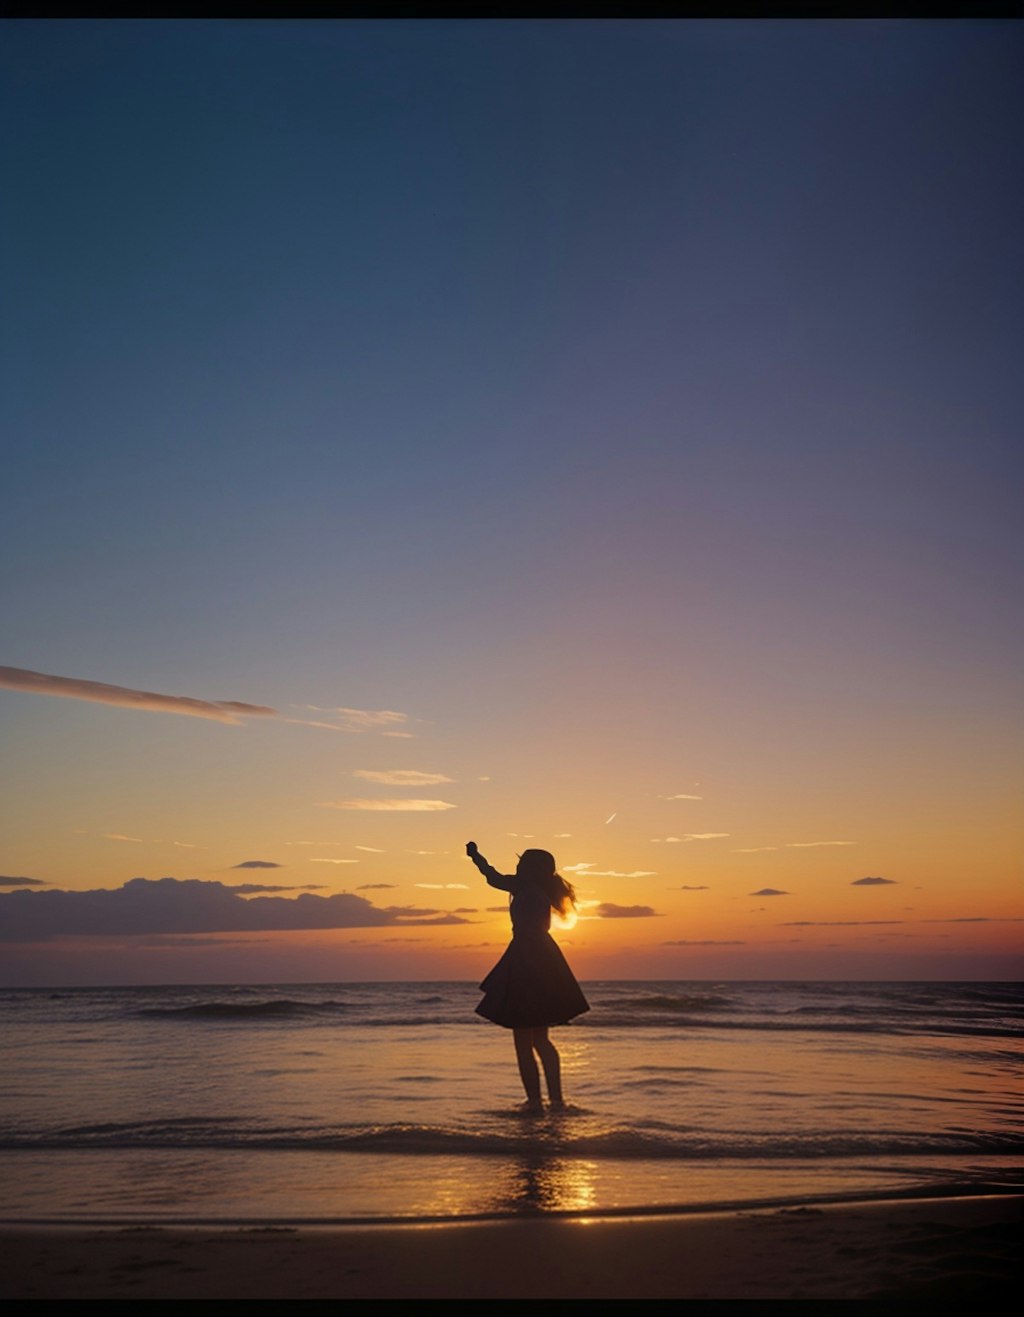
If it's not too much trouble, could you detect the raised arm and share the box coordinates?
[466,840,514,892]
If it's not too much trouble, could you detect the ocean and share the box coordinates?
[2,980,1021,1223]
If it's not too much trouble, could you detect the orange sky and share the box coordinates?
[2,24,1021,983]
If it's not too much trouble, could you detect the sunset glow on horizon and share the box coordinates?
[2,21,1021,984]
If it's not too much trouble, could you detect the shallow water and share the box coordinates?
[2,981,1021,1220]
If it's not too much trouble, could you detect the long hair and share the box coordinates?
[518,849,576,916]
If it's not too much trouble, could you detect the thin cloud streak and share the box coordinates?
[0,667,413,740]
[353,769,454,786]
[563,863,657,878]
[295,705,410,731]
[665,939,746,946]
[782,920,904,927]
[319,799,457,812]
[230,883,329,894]
[0,665,276,725]
[785,841,856,848]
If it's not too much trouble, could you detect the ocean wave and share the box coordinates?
[606,994,733,1013]
[128,999,1023,1038]
[136,999,348,1020]
[578,1015,1023,1038]
[5,1119,1022,1161]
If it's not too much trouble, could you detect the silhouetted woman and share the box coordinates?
[467,841,589,1110]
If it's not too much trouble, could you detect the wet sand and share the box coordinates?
[1,1193,1019,1300]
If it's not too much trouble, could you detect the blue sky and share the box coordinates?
[2,21,1021,982]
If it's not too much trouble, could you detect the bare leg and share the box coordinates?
[513,1028,543,1109]
[532,1027,564,1106]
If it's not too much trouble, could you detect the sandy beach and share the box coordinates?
[2,1194,1018,1301]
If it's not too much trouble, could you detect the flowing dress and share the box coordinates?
[473,859,590,1029]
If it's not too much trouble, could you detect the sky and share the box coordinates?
[2,20,1021,984]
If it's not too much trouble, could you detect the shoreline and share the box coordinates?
[1,1179,1017,1230]
[2,1192,1019,1300]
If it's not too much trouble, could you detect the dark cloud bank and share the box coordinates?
[0,878,468,942]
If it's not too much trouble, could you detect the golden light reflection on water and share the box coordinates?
[417,1153,599,1218]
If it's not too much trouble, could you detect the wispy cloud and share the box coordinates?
[0,666,416,740]
[781,920,903,927]
[650,837,682,844]
[0,877,471,941]
[415,883,470,890]
[594,902,660,918]
[563,863,657,878]
[852,876,896,886]
[732,847,778,853]
[353,769,454,786]
[318,799,457,812]
[355,845,385,853]
[231,860,282,869]
[104,833,145,843]
[664,939,745,946]
[172,841,205,850]
[1,665,277,725]
[750,888,789,896]
[0,875,46,888]
[310,858,359,864]
[658,794,703,800]
[356,883,397,891]
[294,705,410,733]
[335,709,408,729]
[675,885,709,891]
[785,841,855,848]
[683,833,729,841]
[230,883,329,894]
[922,916,1024,924]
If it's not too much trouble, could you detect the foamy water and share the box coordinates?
[2,981,1020,1220]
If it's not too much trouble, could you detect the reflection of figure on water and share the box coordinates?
[483,1151,598,1217]
[467,841,589,1110]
